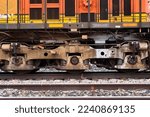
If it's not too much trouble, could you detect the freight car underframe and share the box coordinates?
[0,29,149,73]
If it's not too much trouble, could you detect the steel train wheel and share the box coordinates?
[13,60,41,74]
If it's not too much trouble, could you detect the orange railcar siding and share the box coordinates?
[0,0,17,14]
[0,0,148,23]
[20,0,148,17]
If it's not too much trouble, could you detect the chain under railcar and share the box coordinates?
[0,0,150,73]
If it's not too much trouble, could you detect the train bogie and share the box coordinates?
[0,39,149,72]
[0,42,95,72]
[0,0,150,73]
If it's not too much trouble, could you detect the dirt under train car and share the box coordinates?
[0,0,150,73]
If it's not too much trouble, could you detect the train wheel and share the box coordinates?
[13,60,41,74]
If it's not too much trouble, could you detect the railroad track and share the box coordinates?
[0,71,150,80]
[0,72,150,97]
[0,78,150,97]
[1,97,150,100]
[0,81,150,90]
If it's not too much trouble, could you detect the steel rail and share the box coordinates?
[0,97,150,100]
[0,72,150,80]
[0,81,150,91]
[0,77,149,97]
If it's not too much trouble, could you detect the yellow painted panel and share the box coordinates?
[30,20,43,23]
[49,23,63,28]
[47,20,62,23]
[123,23,138,27]
[98,20,109,22]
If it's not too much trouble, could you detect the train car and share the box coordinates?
[0,0,149,73]
[0,0,149,28]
